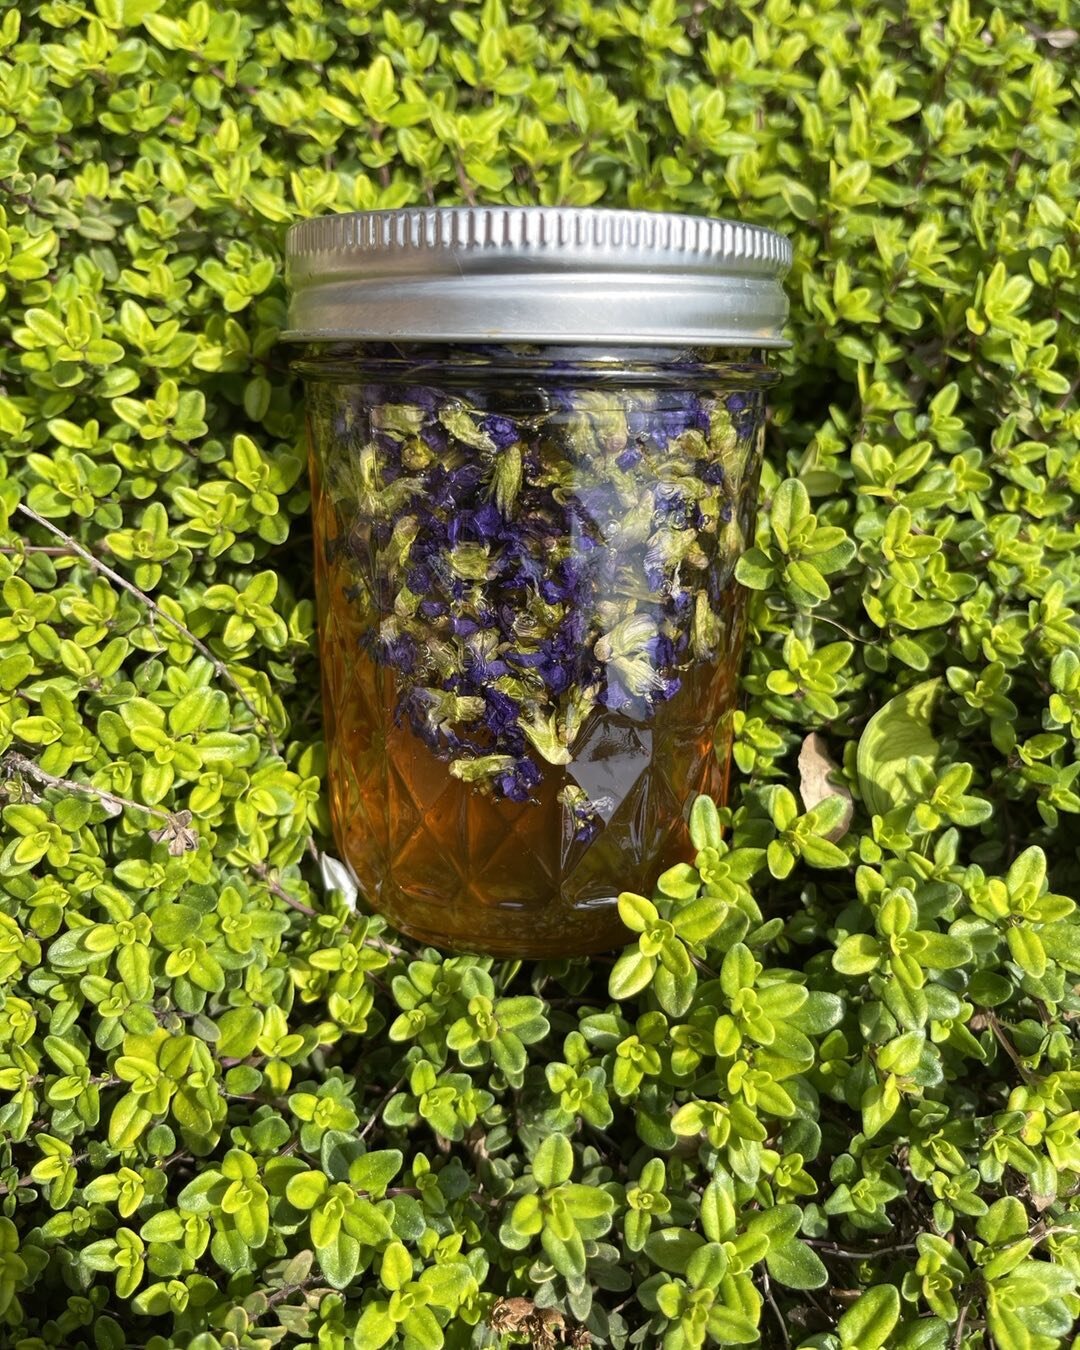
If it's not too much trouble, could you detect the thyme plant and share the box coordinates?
[1,0,1079,1347]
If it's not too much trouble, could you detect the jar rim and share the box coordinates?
[290,342,782,389]
[282,206,792,349]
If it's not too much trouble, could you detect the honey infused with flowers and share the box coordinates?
[304,345,772,955]
[285,205,791,955]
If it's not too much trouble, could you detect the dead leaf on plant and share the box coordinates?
[489,1296,590,1348]
[798,732,854,843]
[148,810,200,856]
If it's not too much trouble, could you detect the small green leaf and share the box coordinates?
[532,1133,574,1188]
[689,795,723,851]
[833,933,882,975]
[380,1241,413,1292]
[617,891,657,932]
[352,1300,395,1350]
[856,679,942,818]
[609,949,656,1000]
[285,1171,328,1210]
[317,1231,361,1290]
[1007,926,1046,978]
[1006,846,1046,900]
[765,1238,829,1290]
[350,1149,403,1197]
[644,1226,706,1274]
[108,1094,152,1151]
[838,1284,901,1349]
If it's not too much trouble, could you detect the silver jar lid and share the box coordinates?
[283,206,791,348]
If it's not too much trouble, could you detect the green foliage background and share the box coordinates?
[2,0,1080,1346]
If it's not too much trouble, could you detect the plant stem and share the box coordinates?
[0,544,79,556]
[953,1298,971,1348]
[359,1072,408,1141]
[986,1011,1036,1084]
[807,1240,918,1259]
[454,158,478,205]
[367,932,408,959]
[761,1267,790,1349]
[3,751,173,823]
[248,859,318,917]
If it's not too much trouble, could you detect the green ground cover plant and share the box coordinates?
[1,0,1080,1346]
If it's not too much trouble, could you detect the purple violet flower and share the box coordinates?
[616,445,642,470]
[481,414,520,449]
[322,364,763,832]
[495,757,543,803]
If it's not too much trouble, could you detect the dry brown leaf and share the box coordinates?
[489,1297,590,1347]
[798,732,854,843]
[148,809,200,856]
[1027,23,1078,46]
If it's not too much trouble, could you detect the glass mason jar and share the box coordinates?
[285,208,790,957]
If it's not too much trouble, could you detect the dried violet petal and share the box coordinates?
[316,365,763,838]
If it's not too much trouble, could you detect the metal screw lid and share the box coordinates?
[283,206,792,348]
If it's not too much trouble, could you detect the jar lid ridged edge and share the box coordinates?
[283,207,792,347]
[286,206,791,277]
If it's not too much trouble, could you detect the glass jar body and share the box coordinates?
[299,344,774,956]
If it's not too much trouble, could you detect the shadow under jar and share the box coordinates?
[284,207,791,957]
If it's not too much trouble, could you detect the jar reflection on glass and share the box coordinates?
[297,344,775,956]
